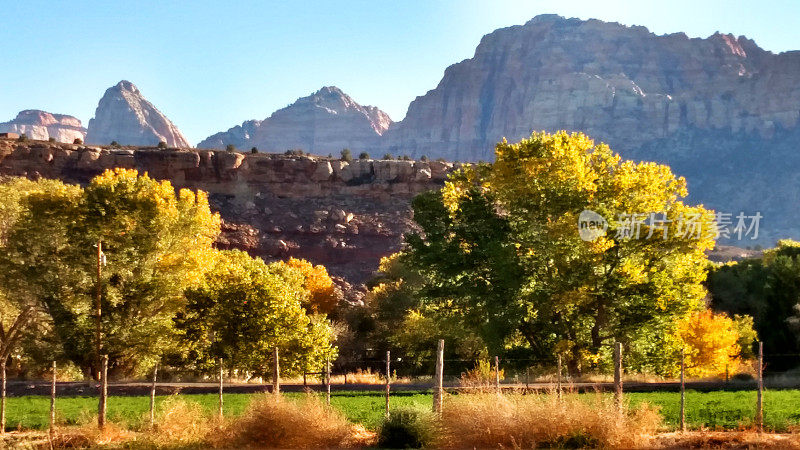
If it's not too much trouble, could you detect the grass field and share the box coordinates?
[5,390,800,432]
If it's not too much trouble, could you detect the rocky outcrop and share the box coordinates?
[382,15,800,161]
[0,140,454,282]
[85,81,190,148]
[198,86,392,154]
[0,110,86,143]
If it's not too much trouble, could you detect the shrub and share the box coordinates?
[420,155,428,161]
[48,137,56,143]
[439,393,660,449]
[383,153,394,160]
[18,133,28,142]
[157,140,168,149]
[459,359,504,388]
[401,155,412,161]
[110,140,120,148]
[341,148,353,161]
[145,397,213,446]
[223,394,352,448]
[359,151,370,160]
[285,149,304,156]
[378,407,439,449]
[251,147,258,154]
[73,137,83,145]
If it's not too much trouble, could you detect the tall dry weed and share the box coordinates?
[219,394,352,448]
[144,396,216,446]
[440,393,661,449]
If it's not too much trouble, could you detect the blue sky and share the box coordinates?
[1,0,798,145]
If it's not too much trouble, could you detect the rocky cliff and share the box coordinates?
[383,14,800,161]
[198,86,392,154]
[85,81,190,148]
[0,110,86,143]
[0,139,453,283]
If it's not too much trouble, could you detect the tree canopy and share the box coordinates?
[392,131,748,374]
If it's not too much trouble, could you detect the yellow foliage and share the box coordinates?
[674,309,743,377]
[285,257,339,314]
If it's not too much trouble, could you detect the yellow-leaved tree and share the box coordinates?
[673,310,754,377]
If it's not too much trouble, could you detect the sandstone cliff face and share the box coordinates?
[85,81,190,148]
[383,14,800,161]
[0,110,86,143]
[198,86,392,154]
[0,139,453,282]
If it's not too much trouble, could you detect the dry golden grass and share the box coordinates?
[50,421,136,448]
[217,393,353,448]
[654,431,800,449]
[439,393,661,449]
[142,396,220,446]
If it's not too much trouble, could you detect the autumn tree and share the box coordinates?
[280,258,340,314]
[672,310,755,377]
[403,131,720,373]
[175,250,337,377]
[0,169,220,377]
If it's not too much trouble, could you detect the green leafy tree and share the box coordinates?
[359,152,370,160]
[709,240,800,370]
[175,250,336,377]
[340,149,352,162]
[158,141,168,149]
[0,169,220,377]
[403,132,717,374]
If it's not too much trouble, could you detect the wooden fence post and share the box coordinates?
[433,339,444,413]
[50,361,56,439]
[680,348,685,432]
[757,341,763,433]
[1,358,6,435]
[272,347,280,396]
[557,354,562,400]
[98,355,108,429]
[525,367,530,391]
[614,342,623,411]
[494,356,500,394]
[218,358,224,420]
[385,350,391,418]
[325,358,331,405]
[149,363,158,428]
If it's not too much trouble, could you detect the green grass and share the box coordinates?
[5,389,800,432]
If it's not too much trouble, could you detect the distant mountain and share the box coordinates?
[0,110,85,143]
[198,86,392,153]
[382,14,800,162]
[85,81,189,148]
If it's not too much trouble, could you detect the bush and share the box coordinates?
[48,137,56,143]
[73,137,83,145]
[359,152,370,160]
[420,155,429,161]
[383,153,394,160]
[157,140,168,149]
[341,148,353,162]
[146,397,213,445]
[222,394,352,448]
[401,155,412,161]
[440,393,660,449]
[251,147,258,154]
[17,133,28,142]
[378,407,439,449]
[110,140,120,148]
[285,149,304,156]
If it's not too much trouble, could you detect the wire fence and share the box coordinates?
[7,340,800,434]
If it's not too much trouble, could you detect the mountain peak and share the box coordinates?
[85,81,189,147]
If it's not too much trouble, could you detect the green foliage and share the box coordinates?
[402,132,717,374]
[175,250,336,377]
[48,137,56,143]
[419,155,428,161]
[110,141,120,148]
[378,407,438,449]
[709,240,800,370]
[383,153,394,160]
[285,149,304,156]
[0,170,220,377]
[158,141,168,149]
[250,147,258,154]
[340,148,352,162]
[18,134,28,142]
[359,151,370,160]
